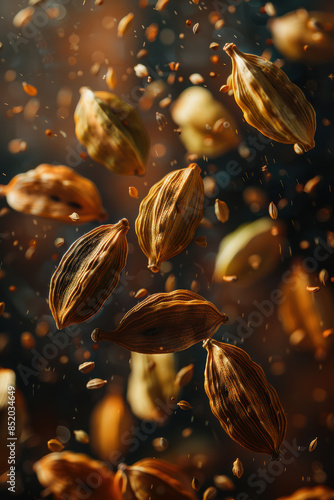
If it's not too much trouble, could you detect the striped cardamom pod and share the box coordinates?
[34,452,115,500]
[127,352,179,421]
[203,339,287,457]
[91,290,228,353]
[49,219,129,329]
[74,87,150,176]
[223,43,316,154]
[0,164,107,224]
[113,458,197,500]
[135,163,205,273]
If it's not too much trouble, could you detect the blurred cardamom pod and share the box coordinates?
[203,339,287,457]
[74,87,150,176]
[33,451,115,500]
[223,43,316,154]
[49,219,129,329]
[127,352,179,421]
[135,163,204,273]
[91,290,228,353]
[0,164,107,224]
[269,10,334,64]
[113,458,197,500]
[275,486,334,500]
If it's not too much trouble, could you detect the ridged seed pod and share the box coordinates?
[135,163,205,273]
[113,458,197,500]
[91,290,228,353]
[204,339,287,457]
[224,43,316,154]
[49,219,129,329]
[74,87,150,176]
[0,164,107,223]
[127,352,179,421]
[33,452,115,500]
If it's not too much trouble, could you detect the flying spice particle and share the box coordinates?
[0,303,5,317]
[47,439,64,452]
[74,430,90,444]
[309,437,318,452]
[215,199,229,223]
[177,400,193,411]
[129,186,139,198]
[213,475,235,491]
[269,201,278,220]
[69,212,79,222]
[86,378,107,390]
[105,67,117,89]
[117,13,134,37]
[156,112,167,128]
[175,364,194,387]
[194,236,207,247]
[232,458,244,478]
[193,23,200,34]
[22,82,38,96]
[203,486,217,500]
[78,362,95,374]
[165,274,177,292]
[134,288,148,299]
[192,477,200,491]
[152,437,169,452]
[54,238,65,248]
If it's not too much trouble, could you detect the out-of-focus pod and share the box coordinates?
[74,87,150,176]
[33,451,115,500]
[127,353,179,421]
[269,10,334,64]
[171,87,239,157]
[213,218,285,286]
[113,458,198,500]
[278,262,334,360]
[0,368,26,475]
[275,486,334,500]
[90,390,134,462]
[0,164,107,224]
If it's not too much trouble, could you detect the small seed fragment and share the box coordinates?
[193,23,200,34]
[189,73,204,85]
[309,437,318,452]
[47,439,64,452]
[210,42,219,50]
[152,437,168,452]
[74,430,90,444]
[134,64,149,78]
[78,361,95,374]
[177,400,193,410]
[192,477,200,491]
[175,364,194,387]
[22,82,38,96]
[69,212,80,222]
[232,458,243,478]
[86,378,107,389]
[117,13,134,37]
[306,286,320,292]
[129,186,139,198]
[134,288,148,299]
[215,199,229,223]
[54,238,65,248]
[156,112,167,128]
[0,302,5,317]
[269,201,278,220]
[194,236,207,247]
[213,475,235,490]
[105,67,117,89]
[203,486,217,500]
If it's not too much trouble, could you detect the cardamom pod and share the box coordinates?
[278,261,333,360]
[127,352,179,421]
[213,218,285,286]
[135,163,205,273]
[275,486,334,500]
[91,290,228,353]
[171,87,240,157]
[33,451,115,500]
[223,43,316,154]
[269,10,334,64]
[0,164,107,223]
[49,219,129,329]
[203,339,287,457]
[113,458,197,500]
[90,391,134,461]
[74,87,150,176]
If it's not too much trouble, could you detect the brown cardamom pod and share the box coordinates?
[275,486,334,500]
[34,451,115,500]
[49,219,129,329]
[0,164,107,223]
[91,290,228,353]
[74,87,150,176]
[224,43,316,154]
[203,339,287,457]
[113,458,197,500]
[135,163,205,273]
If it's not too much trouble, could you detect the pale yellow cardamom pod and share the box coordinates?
[135,163,204,273]
[127,352,179,421]
[74,87,150,176]
[224,43,316,154]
